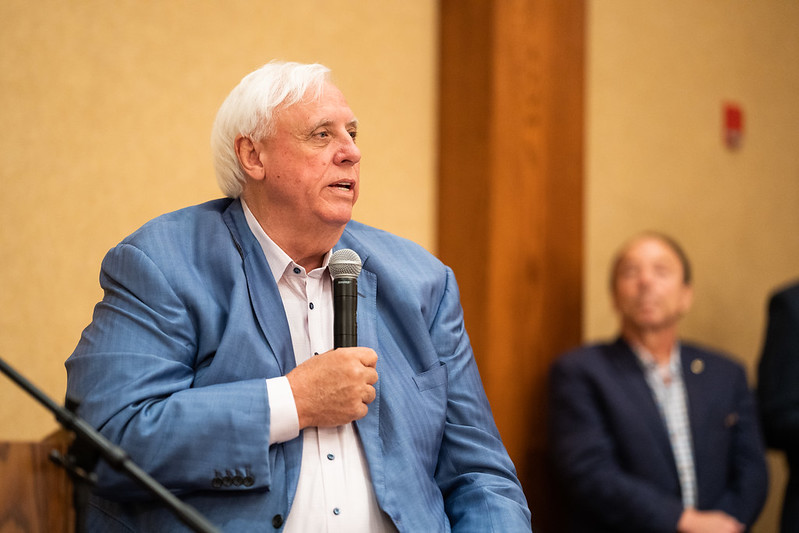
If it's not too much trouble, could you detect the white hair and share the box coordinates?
[210,61,332,198]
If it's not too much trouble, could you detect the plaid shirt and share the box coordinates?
[634,344,697,508]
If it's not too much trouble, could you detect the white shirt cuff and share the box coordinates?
[266,376,300,445]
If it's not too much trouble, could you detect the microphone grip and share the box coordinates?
[333,277,358,348]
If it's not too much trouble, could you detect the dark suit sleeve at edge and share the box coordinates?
[758,287,799,450]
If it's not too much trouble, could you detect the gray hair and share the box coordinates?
[210,61,332,198]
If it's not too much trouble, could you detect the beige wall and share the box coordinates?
[585,2,799,531]
[0,1,438,441]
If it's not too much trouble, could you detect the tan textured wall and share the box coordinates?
[0,1,437,441]
[585,2,799,531]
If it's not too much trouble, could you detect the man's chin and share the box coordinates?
[318,201,355,224]
[634,319,678,333]
[317,213,354,233]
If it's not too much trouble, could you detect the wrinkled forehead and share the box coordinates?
[273,82,356,125]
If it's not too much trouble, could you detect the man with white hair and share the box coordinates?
[66,61,531,532]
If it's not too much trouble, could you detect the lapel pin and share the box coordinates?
[690,359,705,374]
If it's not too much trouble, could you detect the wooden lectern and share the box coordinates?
[0,429,74,533]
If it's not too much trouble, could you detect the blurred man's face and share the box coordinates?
[612,236,693,334]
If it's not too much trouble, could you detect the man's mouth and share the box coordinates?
[330,181,353,190]
[635,300,658,311]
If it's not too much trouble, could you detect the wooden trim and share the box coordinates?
[438,1,584,529]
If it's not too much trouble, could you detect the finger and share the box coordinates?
[359,349,378,367]
[364,367,378,385]
[354,402,369,421]
[363,385,376,404]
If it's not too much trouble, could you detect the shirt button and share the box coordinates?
[309,302,315,310]
[333,508,341,516]
[327,453,335,461]
[293,267,301,274]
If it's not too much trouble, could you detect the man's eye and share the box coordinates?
[316,131,329,139]
[349,131,358,141]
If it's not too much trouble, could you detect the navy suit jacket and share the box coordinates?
[65,198,531,532]
[548,338,767,533]
[758,281,799,533]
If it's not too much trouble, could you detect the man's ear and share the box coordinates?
[234,135,265,180]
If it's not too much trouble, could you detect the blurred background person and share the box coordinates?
[549,232,768,533]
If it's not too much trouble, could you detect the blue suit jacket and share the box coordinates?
[548,338,767,533]
[65,199,531,532]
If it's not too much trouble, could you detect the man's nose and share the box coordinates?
[337,135,361,165]
[637,269,655,287]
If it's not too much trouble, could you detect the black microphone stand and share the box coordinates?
[0,356,220,533]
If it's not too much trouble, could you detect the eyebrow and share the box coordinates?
[310,118,359,131]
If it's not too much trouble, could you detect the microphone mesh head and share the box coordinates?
[329,248,362,279]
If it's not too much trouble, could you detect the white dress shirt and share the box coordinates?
[242,201,396,532]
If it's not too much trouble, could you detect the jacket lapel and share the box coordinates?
[610,339,676,467]
[353,266,385,485]
[681,346,708,488]
[222,200,295,373]
[332,241,387,499]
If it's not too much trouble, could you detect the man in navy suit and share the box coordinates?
[758,281,799,533]
[548,232,767,533]
[65,61,531,532]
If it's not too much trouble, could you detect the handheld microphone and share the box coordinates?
[329,249,362,349]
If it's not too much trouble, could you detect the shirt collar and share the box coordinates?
[241,199,332,282]
[632,342,683,375]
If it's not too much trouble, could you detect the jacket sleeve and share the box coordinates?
[548,354,684,533]
[758,287,799,451]
[431,268,533,532]
[65,242,274,500]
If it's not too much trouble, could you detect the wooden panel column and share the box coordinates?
[438,1,584,530]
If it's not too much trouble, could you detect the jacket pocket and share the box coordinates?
[412,361,447,391]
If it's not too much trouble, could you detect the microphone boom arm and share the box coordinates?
[0,356,220,533]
